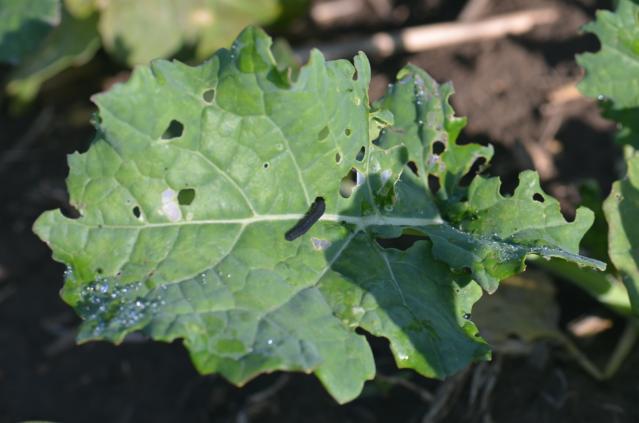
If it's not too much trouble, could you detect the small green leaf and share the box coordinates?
[0,0,60,64]
[34,27,602,402]
[604,150,639,313]
[97,0,288,65]
[7,8,100,103]
[64,0,96,18]
[577,0,639,147]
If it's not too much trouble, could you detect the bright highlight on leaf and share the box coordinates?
[34,27,604,403]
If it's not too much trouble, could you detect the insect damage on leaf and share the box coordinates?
[285,197,326,241]
[33,26,604,403]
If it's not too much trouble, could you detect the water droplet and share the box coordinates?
[380,169,392,184]
[267,339,274,345]
[96,281,109,294]
[63,266,76,282]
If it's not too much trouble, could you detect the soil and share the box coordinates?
[1,1,636,422]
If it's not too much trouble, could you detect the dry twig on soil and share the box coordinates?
[296,8,560,61]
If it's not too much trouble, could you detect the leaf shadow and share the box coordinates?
[319,169,491,379]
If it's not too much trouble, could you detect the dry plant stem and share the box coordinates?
[236,375,290,423]
[365,0,392,17]
[296,8,560,61]
[522,82,586,181]
[376,372,434,403]
[519,138,557,180]
[557,319,638,380]
[310,0,365,25]
[466,358,501,422]
[422,369,470,423]
[0,107,53,173]
[603,320,639,377]
[458,0,493,21]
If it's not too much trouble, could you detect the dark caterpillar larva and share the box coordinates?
[285,197,326,241]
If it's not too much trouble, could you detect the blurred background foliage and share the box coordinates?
[0,0,309,104]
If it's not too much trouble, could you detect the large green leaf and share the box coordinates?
[576,0,639,315]
[374,68,603,293]
[0,0,60,63]
[577,0,639,147]
[604,150,639,312]
[34,27,603,403]
[97,0,292,65]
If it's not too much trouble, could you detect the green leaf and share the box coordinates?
[604,150,639,313]
[97,0,288,65]
[0,0,60,64]
[64,0,96,18]
[34,27,602,402]
[373,67,603,293]
[6,8,100,103]
[577,0,639,147]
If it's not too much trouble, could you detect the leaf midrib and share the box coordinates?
[62,213,445,230]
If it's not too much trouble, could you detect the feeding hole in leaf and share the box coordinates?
[162,119,184,139]
[345,128,352,136]
[459,157,487,187]
[560,204,576,222]
[318,126,329,141]
[376,234,427,251]
[60,203,81,219]
[533,193,545,203]
[499,179,516,197]
[432,141,446,155]
[202,89,215,103]
[177,188,196,205]
[340,169,357,198]
[335,152,342,164]
[372,131,383,146]
[407,161,419,176]
[356,146,365,162]
[263,162,270,169]
[428,174,441,194]
[132,206,141,218]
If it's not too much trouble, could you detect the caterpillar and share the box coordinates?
[285,197,326,241]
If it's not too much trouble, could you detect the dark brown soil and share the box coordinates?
[1,1,635,422]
